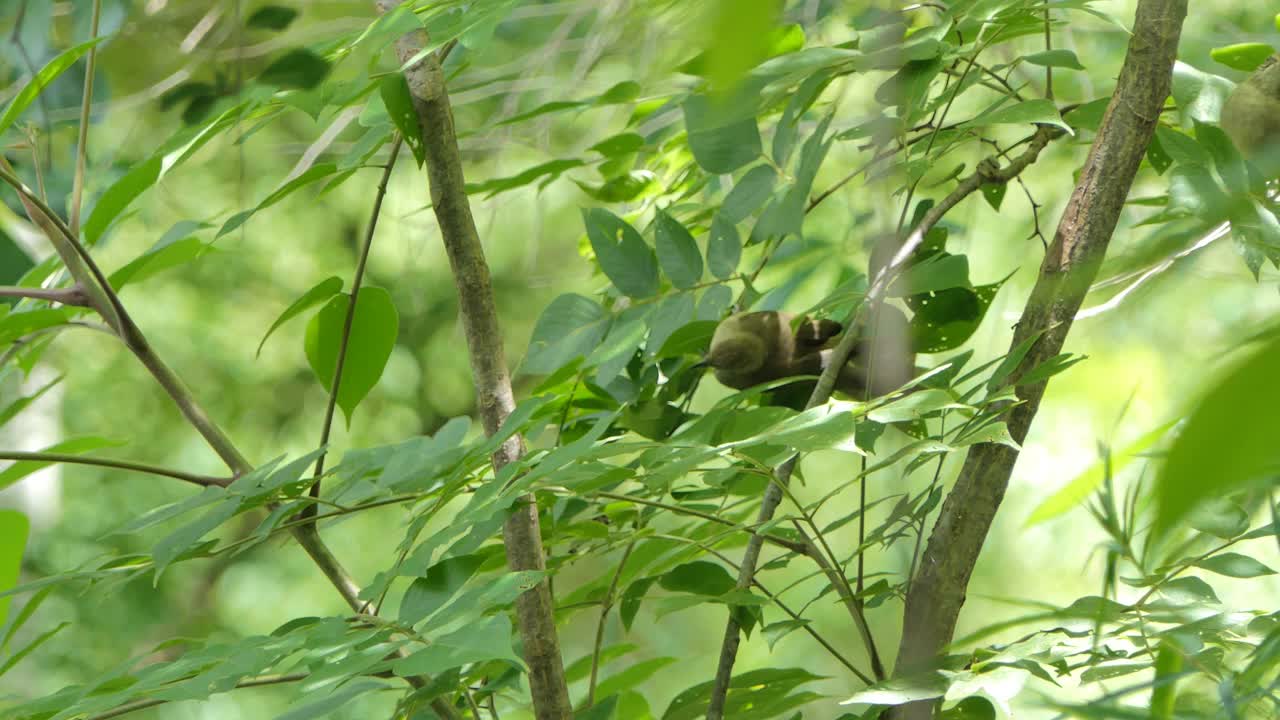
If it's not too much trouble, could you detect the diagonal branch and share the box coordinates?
[706,123,1065,720]
[891,1,1187,718]
[374,2,572,718]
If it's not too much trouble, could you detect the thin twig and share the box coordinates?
[305,136,404,518]
[0,285,91,306]
[585,539,635,709]
[84,672,309,720]
[707,123,1064,719]
[68,0,102,237]
[0,450,229,487]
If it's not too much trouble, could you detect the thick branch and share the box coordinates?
[892,1,1187,717]
[375,3,572,718]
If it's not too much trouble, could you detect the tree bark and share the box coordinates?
[892,1,1187,717]
[375,4,573,718]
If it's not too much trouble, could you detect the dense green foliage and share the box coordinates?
[1,1,1278,719]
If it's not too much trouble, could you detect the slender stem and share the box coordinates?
[590,490,809,555]
[0,450,229,487]
[85,672,309,720]
[306,136,404,515]
[68,0,101,237]
[585,540,635,709]
[0,285,91,306]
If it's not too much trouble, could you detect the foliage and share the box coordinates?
[0,1,1278,719]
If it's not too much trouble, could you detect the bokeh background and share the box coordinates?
[2,1,1278,717]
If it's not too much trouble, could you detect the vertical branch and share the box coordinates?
[68,0,102,237]
[304,136,404,520]
[374,3,573,719]
[892,1,1187,718]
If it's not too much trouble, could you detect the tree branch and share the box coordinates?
[0,285,92,306]
[891,2,1187,717]
[374,2,572,718]
[0,450,229,487]
[707,119,1064,720]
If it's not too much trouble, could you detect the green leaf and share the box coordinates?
[1149,640,1182,720]
[0,436,122,491]
[0,375,61,428]
[659,561,736,596]
[152,494,241,577]
[962,99,1071,133]
[664,667,825,720]
[276,680,387,720]
[1026,421,1175,526]
[654,210,703,289]
[109,236,208,290]
[683,92,762,174]
[888,252,971,296]
[707,214,742,279]
[399,555,486,626]
[392,614,523,676]
[595,657,678,700]
[0,308,73,346]
[246,5,298,32]
[257,276,344,357]
[0,510,28,629]
[467,158,585,197]
[258,48,331,90]
[1193,552,1276,578]
[721,164,778,223]
[701,0,781,91]
[907,277,1005,354]
[0,37,104,139]
[590,132,645,157]
[520,293,610,375]
[841,671,949,706]
[304,287,400,424]
[582,208,659,298]
[83,156,163,246]
[380,74,425,167]
[941,696,997,720]
[218,163,339,237]
[1022,49,1085,70]
[656,320,718,359]
[1210,43,1276,73]
[1153,331,1280,539]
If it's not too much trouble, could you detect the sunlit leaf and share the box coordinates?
[257,276,344,357]
[0,38,104,139]
[654,210,703,289]
[582,208,659,298]
[1152,331,1280,539]
[304,287,399,424]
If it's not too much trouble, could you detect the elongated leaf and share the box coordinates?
[707,213,741,279]
[1026,421,1175,526]
[0,38,104,139]
[0,510,28,628]
[257,276,344,356]
[84,156,163,246]
[683,91,762,174]
[1153,331,1280,538]
[582,208,658,298]
[721,164,777,223]
[380,74,425,166]
[0,375,61,428]
[259,48,330,90]
[218,163,339,237]
[304,287,399,424]
[0,308,73,346]
[654,210,703,289]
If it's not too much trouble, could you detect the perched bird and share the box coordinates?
[704,307,915,408]
[1222,52,1280,177]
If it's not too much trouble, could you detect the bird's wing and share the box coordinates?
[792,316,843,350]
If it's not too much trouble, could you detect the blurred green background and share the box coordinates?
[1,1,1279,718]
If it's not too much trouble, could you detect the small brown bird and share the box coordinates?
[1222,53,1280,176]
[704,307,915,407]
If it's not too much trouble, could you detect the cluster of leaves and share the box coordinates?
[2,1,1280,719]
